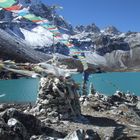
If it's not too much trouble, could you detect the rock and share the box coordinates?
[59,113,69,120]
[83,100,90,107]
[46,108,53,112]
[109,95,125,104]
[50,117,59,124]
[0,117,21,140]
[2,108,42,135]
[102,128,116,140]
[104,136,113,140]
[0,117,7,127]
[46,94,54,100]
[28,105,41,115]
[104,26,120,35]
[64,129,85,140]
[110,91,138,105]
[42,99,49,105]
[79,96,85,102]
[0,104,8,112]
[30,135,59,140]
[75,23,100,33]
[48,111,59,118]
[8,118,29,139]
[85,129,101,140]
[136,101,140,110]
[40,109,46,114]
[65,129,100,140]
[0,118,10,139]
[80,96,87,104]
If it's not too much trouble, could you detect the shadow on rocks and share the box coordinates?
[1,108,41,136]
[83,115,119,127]
[41,126,66,138]
[70,115,127,140]
[1,108,66,139]
[87,115,129,140]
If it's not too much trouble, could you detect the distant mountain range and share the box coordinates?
[0,0,140,71]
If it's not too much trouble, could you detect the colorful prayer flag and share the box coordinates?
[0,0,16,8]
[4,4,22,11]
[0,0,88,70]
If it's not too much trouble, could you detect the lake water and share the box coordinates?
[0,72,139,103]
[73,72,140,96]
[0,78,39,103]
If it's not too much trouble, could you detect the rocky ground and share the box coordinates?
[0,76,140,140]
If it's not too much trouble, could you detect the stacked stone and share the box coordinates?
[31,75,81,123]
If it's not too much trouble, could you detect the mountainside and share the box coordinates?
[0,0,140,71]
[0,0,74,48]
[72,25,140,70]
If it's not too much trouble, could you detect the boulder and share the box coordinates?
[64,129,100,140]
[0,104,8,112]
[0,117,21,140]
[30,135,62,140]
[136,101,140,110]
[85,129,100,140]
[64,129,85,140]
[8,118,29,140]
[2,108,42,135]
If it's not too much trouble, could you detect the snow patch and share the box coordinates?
[85,52,107,66]
[20,26,54,48]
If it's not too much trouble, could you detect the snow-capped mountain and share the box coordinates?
[102,25,120,35]
[0,0,74,48]
[0,0,140,71]
[72,24,140,70]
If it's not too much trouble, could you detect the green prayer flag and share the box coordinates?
[0,0,16,8]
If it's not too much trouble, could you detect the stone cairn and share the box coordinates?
[30,75,81,123]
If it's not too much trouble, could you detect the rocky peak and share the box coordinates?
[75,23,100,33]
[18,0,41,6]
[103,25,120,35]
[75,25,86,32]
[0,0,74,34]
[86,23,100,33]
[29,2,74,34]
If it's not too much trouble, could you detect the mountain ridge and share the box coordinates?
[0,0,140,71]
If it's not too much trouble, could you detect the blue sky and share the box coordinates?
[42,0,140,32]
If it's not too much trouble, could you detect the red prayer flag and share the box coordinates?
[32,20,43,23]
[67,43,74,47]
[48,27,57,30]
[4,5,22,11]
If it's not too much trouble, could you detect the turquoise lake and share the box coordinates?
[0,72,139,102]
[0,78,39,103]
[73,72,140,96]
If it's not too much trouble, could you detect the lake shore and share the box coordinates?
[0,76,140,140]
